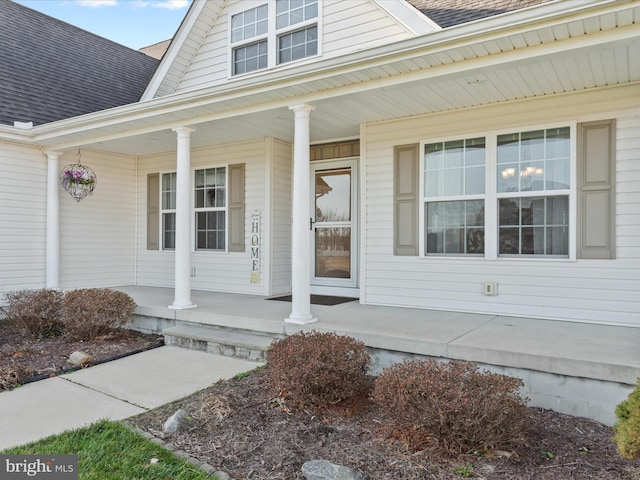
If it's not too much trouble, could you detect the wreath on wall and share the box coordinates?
[60,150,97,202]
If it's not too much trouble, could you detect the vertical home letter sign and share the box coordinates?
[250,212,261,283]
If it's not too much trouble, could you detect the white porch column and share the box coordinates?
[169,127,197,310]
[45,151,61,289]
[286,104,317,324]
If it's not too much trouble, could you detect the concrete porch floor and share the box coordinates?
[117,285,640,425]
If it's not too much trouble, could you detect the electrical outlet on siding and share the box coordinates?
[483,281,497,296]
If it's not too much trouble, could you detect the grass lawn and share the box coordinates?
[1,419,218,480]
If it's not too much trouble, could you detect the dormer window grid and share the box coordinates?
[230,0,319,77]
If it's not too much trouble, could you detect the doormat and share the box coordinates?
[268,294,358,306]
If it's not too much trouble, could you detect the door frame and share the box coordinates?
[310,157,359,295]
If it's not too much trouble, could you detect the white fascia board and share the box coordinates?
[372,0,441,34]
[29,0,633,144]
[0,124,35,144]
[140,0,211,101]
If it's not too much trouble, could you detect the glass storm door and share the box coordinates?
[311,160,357,288]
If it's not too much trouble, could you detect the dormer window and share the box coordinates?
[230,0,319,76]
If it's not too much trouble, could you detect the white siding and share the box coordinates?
[136,139,269,295]
[363,90,640,326]
[270,138,292,295]
[59,150,136,289]
[167,0,422,96]
[0,142,46,293]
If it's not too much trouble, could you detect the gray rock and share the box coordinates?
[213,471,230,480]
[302,459,367,480]
[163,409,193,434]
[69,351,94,366]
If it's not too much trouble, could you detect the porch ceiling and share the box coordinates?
[28,0,640,157]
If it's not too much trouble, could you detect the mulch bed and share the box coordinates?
[126,368,640,480]
[0,320,164,387]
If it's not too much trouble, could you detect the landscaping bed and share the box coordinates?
[127,367,640,480]
[0,320,163,387]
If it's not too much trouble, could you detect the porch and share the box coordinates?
[117,285,640,426]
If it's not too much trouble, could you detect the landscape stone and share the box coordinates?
[69,351,94,366]
[163,409,193,434]
[302,459,367,480]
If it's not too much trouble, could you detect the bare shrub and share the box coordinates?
[62,288,136,341]
[266,331,371,410]
[372,359,530,457]
[1,289,64,338]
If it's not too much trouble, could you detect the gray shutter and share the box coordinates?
[394,144,419,256]
[228,163,246,252]
[577,120,616,259]
[147,173,160,250]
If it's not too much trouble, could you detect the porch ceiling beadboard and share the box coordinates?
[19,0,640,158]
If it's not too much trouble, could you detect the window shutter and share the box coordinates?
[394,144,419,256]
[577,120,616,259]
[147,173,160,250]
[228,163,246,252]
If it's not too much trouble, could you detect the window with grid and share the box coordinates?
[423,137,486,255]
[230,0,318,76]
[497,127,570,256]
[195,167,227,251]
[276,0,318,64]
[231,5,268,75]
[161,172,176,250]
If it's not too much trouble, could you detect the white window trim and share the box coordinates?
[193,164,229,254]
[419,122,577,261]
[227,0,322,78]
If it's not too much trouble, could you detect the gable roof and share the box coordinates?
[0,0,160,127]
[406,0,553,28]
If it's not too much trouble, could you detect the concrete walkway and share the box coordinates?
[0,346,260,451]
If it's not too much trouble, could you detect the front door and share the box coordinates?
[311,159,358,293]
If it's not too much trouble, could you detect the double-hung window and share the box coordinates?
[161,172,176,250]
[497,127,570,256]
[231,5,268,75]
[422,126,572,258]
[161,168,228,251]
[276,0,318,64]
[424,138,486,255]
[195,167,227,251]
[230,0,319,76]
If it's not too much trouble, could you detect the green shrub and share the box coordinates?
[1,289,64,338]
[372,359,529,456]
[614,379,640,459]
[62,288,136,341]
[266,331,371,409]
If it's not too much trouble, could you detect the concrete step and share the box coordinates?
[163,324,279,362]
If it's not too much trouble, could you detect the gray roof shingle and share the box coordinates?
[0,0,159,126]
[407,0,553,28]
